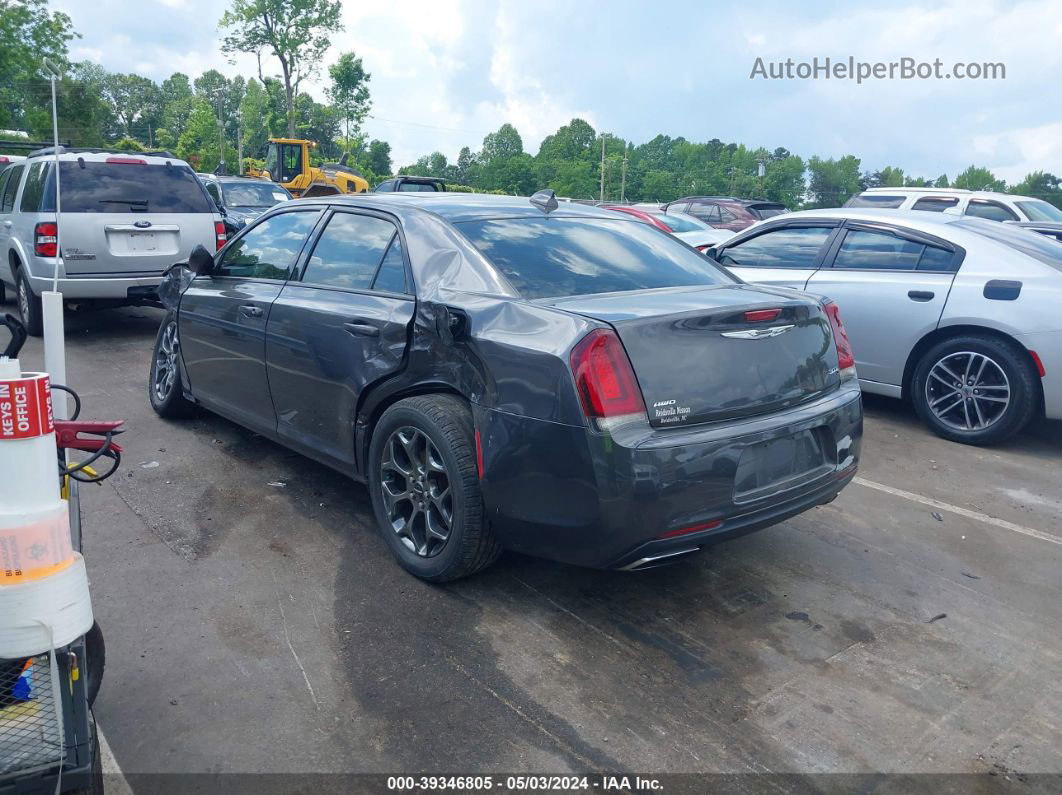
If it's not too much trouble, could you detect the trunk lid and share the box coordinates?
[548,285,840,427]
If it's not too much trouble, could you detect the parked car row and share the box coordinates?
[3,143,1058,583]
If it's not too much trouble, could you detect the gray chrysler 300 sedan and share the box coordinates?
[150,192,863,581]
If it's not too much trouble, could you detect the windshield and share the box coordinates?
[43,161,213,213]
[751,205,788,219]
[222,181,290,207]
[456,216,737,300]
[954,218,1062,272]
[1016,200,1062,223]
[655,213,709,233]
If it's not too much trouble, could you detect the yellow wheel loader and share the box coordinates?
[248,138,369,197]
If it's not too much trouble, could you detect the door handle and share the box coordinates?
[908,290,935,302]
[238,304,263,318]
[343,321,379,337]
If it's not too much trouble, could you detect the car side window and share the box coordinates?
[833,229,956,272]
[372,234,409,294]
[215,211,319,280]
[19,163,49,212]
[719,207,737,223]
[301,212,397,290]
[0,169,11,211]
[667,201,688,214]
[699,204,723,224]
[0,165,23,213]
[911,197,959,212]
[832,230,923,270]
[965,200,1018,222]
[718,226,833,268]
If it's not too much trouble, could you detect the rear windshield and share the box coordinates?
[456,216,736,299]
[954,218,1062,271]
[844,194,905,209]
[42,161,213,213]
[222,181,290,207]
[749,205,787,219]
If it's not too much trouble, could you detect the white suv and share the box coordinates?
[0,148,224,335]
[845,187,1062,224]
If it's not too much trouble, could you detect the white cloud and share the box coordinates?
[972,122,1062,184]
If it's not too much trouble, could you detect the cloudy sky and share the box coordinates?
[52,0,1062,182]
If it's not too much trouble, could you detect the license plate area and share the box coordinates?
[125,232,157,252]
[733,427,834,504]
[105,229,179,256]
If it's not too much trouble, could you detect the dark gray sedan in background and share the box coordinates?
[150,192,862,581]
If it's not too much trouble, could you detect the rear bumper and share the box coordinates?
[24,268,162,301]
[1015,330,1062,421]
[475,384,863,569]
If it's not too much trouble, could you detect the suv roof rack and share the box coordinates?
[27,146,178,159]
[864,187,971,194]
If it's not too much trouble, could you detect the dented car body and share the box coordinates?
[154,193,862,577]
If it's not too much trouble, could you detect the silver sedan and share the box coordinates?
[708,208,1062,445]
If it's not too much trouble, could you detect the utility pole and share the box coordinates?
[620,143,629,203]
[236,109,243,175]
[214,89,226,175]
[599,134,606,202]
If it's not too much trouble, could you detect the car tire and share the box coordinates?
[368,395,501,582]
[15,267,43,337]
[912,334,1039,445]
[148,314,196,419]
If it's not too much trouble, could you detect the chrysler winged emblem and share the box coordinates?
[721,324,795,339]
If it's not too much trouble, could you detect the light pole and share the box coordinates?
[599,134,607,202]
[41,58,67,420]
[213,89,226,175]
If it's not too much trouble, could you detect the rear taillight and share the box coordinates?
[823,300,856,380]
[34,222,58,257]
[744,308,781,322]
[570,328,645,429]
[215,221,227,251]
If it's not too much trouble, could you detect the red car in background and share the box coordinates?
[602,205,736,250]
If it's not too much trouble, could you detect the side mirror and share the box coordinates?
[705,246,719,260]
[941,206,961,216]
[189,244,215,276]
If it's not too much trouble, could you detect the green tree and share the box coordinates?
[953,165,1005,192]
[219,0,343,137]
[806,155,862,207]
[1009,171,1062,207]
[177,98,235,173]
[0,0,78,129]
[327,51,371,148]
[161,73,195,140]
[366,139,392,177]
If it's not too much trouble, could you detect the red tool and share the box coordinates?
[53,420,125,455]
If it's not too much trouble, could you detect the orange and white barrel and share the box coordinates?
[0,357,92,658]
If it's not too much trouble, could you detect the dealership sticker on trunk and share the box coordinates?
[653,399,691,423]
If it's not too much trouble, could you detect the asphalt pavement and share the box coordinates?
[7,301,1062,789]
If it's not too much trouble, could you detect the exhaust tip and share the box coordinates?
[619,547,700,571]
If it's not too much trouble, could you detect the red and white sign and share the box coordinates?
[0,373,53,440]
